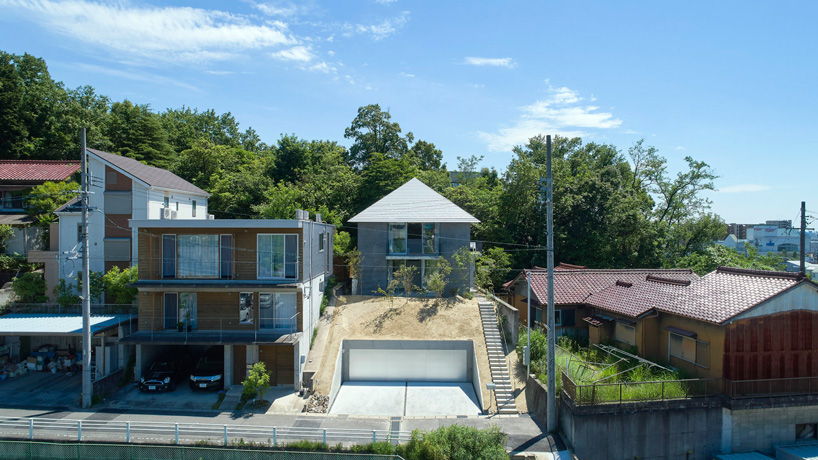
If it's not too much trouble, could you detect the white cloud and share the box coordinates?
[2,0,296,63]
[675,146,686,151]
[75,63,200,91]
[251,1,302,17]
[309,61,336,73]
[270,45,315,62]
[717,184,772,193]
[476,82,622,152]
[338,11,410,40]
[204,70,235,75]
[327,50,335,56]
[464,57,516,68]
[400,72,415,78]
[374,0,398,3]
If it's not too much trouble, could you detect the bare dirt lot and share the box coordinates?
[314,295,493,411]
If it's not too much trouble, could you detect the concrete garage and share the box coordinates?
[329,340,483,416]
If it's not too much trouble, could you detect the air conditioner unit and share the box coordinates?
[170,210,178,219]
[207,214,215,220]
[162,208,172,219]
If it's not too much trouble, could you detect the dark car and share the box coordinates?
[189,347,224,391]
[139,354,184,392]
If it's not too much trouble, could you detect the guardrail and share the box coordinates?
[0,416,412,446]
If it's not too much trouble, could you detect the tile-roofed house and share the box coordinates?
[0,160,80,183]
[528,268,699,306]
[0,160,80,256]
[585,275,695,318]
[349,177,478,295]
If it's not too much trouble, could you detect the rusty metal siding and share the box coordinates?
[724,310,818,380]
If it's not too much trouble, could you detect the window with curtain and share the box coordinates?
[258,292,297,330]
[257,234,299,279]
[177,235,219,278]
[669,332,710,368]
[615,322,636,346]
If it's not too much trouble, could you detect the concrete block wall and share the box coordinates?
[729,403,818,454]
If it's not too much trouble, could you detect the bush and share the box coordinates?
[12,272,47,303]
[0,224,14,252]
[103,265,138,304]
[242,362,271,403]
[54,279,80,309]
[397,425,508,460]
[0,254,36,273]
[516,326,547,363]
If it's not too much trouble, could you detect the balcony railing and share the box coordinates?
[126,313,300,344]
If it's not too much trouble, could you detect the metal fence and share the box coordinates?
[561,371,719,405]
[0,440,406,460]
[2,303,137,315]
[724,376,818,399]
[0,416,412,447]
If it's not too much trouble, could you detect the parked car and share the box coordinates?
[139,353,184,392]
[189,346,224,391]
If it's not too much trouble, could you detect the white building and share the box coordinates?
[746,225,802,254]
[29,148,209,297]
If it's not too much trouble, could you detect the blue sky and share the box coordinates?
[1,0,816,225]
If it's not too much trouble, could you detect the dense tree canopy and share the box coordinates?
[1,50,763,286]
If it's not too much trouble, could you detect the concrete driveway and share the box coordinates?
[107,382,222,412]
[0,371,81,409]
[329,381,481,416]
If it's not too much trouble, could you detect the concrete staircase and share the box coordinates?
[478,297,518,415]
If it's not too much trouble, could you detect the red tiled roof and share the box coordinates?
[527,268,699,305]
[0,160,80,182]
[586,266,813,324]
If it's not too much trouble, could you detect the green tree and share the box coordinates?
[106,100,174,168]
[343,104,413,170]
[408,140,443,170]
[27,181,79,224]
[242,362,271,403]
[252,182,304,219]
[394,263,419,298]
[675,244,785,276]
[356,153,418,212]
[102,265,138,304]
[160,106,242,154]
[0,224,14,252]
[476,247,512,291]
[424,257,451,299]
[12,272,47,303]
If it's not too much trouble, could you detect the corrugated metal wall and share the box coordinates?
[723,310,818,380]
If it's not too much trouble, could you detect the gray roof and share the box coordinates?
[87,148,209,196]
[349,178,479,223]
[0,213,33,225]
[0,314,130,336]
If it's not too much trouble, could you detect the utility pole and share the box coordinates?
[545,134,556,433]
[801,201,807,274]
[80,128,92,409]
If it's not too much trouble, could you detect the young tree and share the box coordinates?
[12,272,47,303]
[347,248,363,295]
[26,181,79,224]
[394,264,419,298]
[376,278,400,308]
[242,362,271,403]
[424,257,451,300]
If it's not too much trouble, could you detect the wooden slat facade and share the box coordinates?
[724,310,818,380]
[259,345,295,386]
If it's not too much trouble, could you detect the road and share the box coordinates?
[0,406,563,455]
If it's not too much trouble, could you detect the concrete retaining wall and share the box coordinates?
[560,395,724,460]
[726,396,818,454]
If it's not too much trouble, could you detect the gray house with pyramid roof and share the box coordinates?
[349,178,479,295]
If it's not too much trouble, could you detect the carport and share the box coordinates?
[328,340,483,416]
[0,314,133,395]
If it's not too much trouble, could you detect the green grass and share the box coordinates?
[523,330,691,403]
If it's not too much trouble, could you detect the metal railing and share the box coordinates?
[136,313,300,342]
[0,416,412,446]
[724,376,818,399]
[561,371,718,405]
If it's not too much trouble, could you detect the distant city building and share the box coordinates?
[765,219,792,229]
[725,223,748,240]
[747,225,802,254]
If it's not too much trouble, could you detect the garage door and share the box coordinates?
[348,348,467,382]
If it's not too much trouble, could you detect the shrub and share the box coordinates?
[103,265,138,304]
[0,224,14,252]
[516,326,547,363]
[242,362,271,403]
[12,272,47,303]
[54,279,80,309]
[398,425,508,460]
